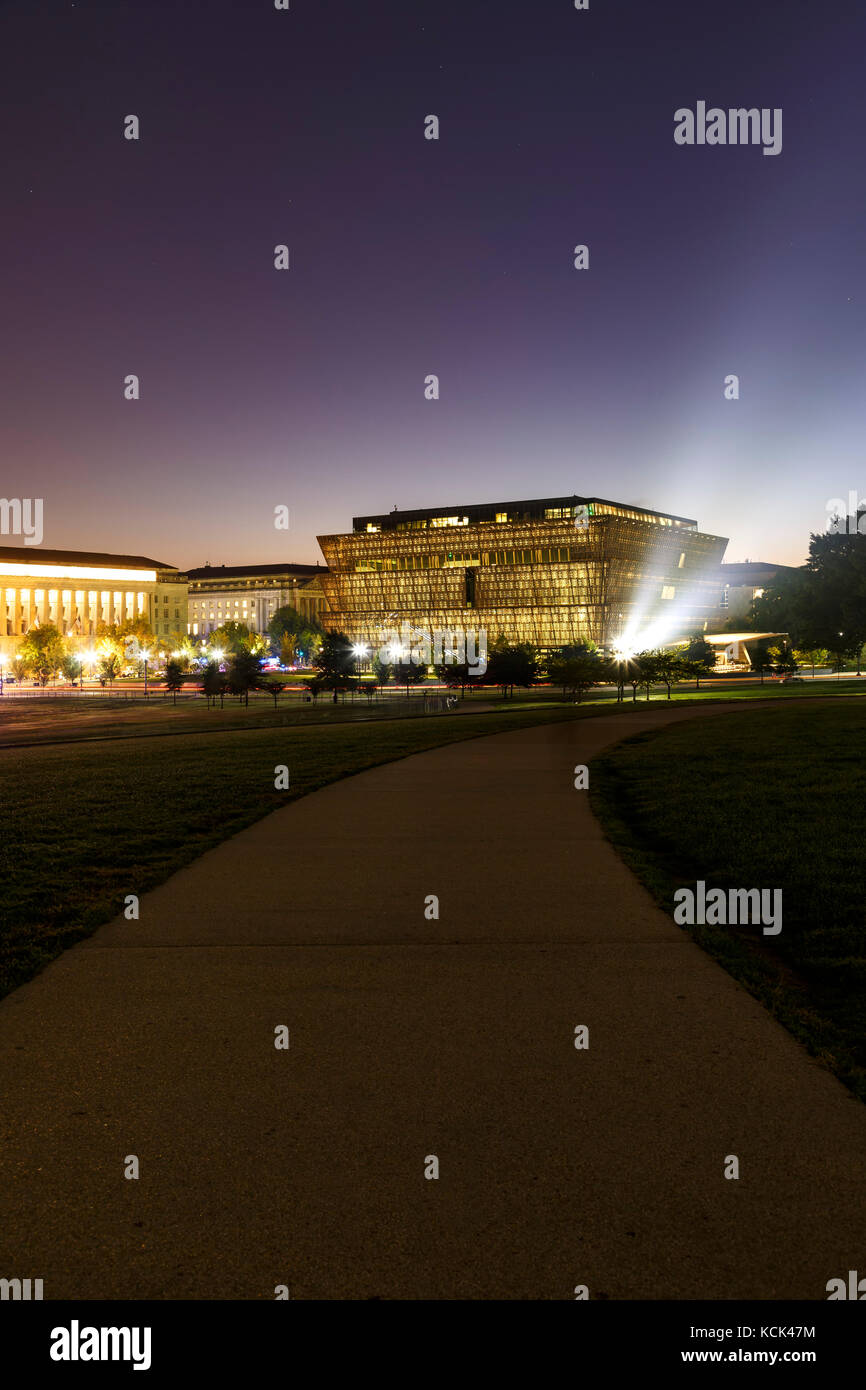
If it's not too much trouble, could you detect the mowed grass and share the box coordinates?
[0,702,592,999]
[589,701,866,1100]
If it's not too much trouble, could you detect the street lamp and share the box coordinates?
[141,648,151,697]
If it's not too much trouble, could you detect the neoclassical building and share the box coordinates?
[0,547,330,658]
[186,563,327,638]
[0,545,184,657]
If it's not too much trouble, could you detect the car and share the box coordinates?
[780,674,804,683]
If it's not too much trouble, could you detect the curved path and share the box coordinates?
[1,700,865,1300]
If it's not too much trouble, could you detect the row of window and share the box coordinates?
[357,546,601,572]
[354,545,690,574]
[371,506,689,532]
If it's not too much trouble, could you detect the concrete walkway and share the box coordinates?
[1,700,864,1300]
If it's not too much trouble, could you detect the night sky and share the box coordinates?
[1,0,863,569]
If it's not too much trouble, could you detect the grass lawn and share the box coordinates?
[589,700,866,1101]
[0,700,589,999]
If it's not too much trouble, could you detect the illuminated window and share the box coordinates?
[678,553,686,568]
[661,585,676,600]
[495,512,508,523]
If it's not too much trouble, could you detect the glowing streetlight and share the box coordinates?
[82,647,97,690]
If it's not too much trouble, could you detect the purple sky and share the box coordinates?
[1,0,863,569]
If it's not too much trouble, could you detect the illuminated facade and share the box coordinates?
[317,496,729,652]
[0,545,183,657]
[705,560,797,630]
[187,563,327,638]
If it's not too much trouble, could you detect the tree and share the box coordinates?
[98,651,121,686]
[61,652,82,684]
[650,650,687,700]
[769,644,798,677]
[226,649,266,705]
[621,652,663,702]
[164,658,185,704]
[267,681,286,709]
[392,659,427,696]
[298,629,323,665]
[268,605,323,664]
[314,632,358,703]
[487,640,540,698]
[118,616,155,643]
[200,659,227,708]
[546,649,607,703]
[634,652,661,702]
[208,620,255,657]
[683,633,716,669]
[803,515,866,673]
[372,654,392,686]
[121,634,155,675]
[19,625,67,686]
[752,520,866,673]
[679,657,710,691]
[167,637,198,673]
[794,647,829,678]
[750,641,776,685]
[435,662,479,698]
[97,619,155,655]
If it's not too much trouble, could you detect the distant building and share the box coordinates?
[0,545,183,654]
[317,495,728,652]
[186,563,327,638]
[706,560,797,629]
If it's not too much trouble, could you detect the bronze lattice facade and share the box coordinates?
[317,496,728,652]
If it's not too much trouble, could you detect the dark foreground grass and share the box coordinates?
[0,702,594,999]
[589,701,866,1101]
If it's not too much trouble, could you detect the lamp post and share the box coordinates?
[142,648,151,698]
